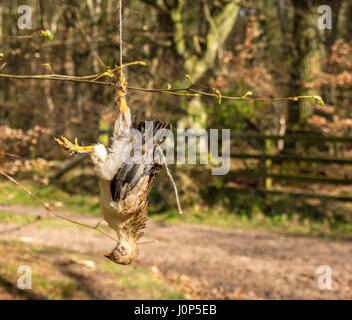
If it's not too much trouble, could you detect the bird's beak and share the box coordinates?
[104,252,112,258]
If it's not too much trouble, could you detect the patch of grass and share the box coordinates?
[0,240,186,300]
[0,211,36,223]
[0,241,87,299]
[0,180,100,215]
[99,261,186,300]
[0,210,77,230]
[150,208,352,240]
[1,179,351,240]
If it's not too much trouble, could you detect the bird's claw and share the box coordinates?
[54,136,93,155]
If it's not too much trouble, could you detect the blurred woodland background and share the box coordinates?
[0,0,352,300]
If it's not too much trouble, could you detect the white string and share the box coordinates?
[157,145,183,215]
[118,0,123,75]
[116,0,126,100]
[116,1,182,216]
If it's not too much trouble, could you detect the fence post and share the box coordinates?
[262,136,272,191]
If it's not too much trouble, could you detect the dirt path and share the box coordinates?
[0,205,351,299]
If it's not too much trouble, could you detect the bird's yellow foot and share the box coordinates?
[54,136,93,155]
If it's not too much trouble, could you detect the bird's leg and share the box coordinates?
[113,66,132,139]
[54,136,93,155]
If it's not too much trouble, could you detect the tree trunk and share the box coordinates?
[171,0,241,128]
[291,0,322,127]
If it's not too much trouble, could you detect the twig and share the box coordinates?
[0,62,7,71]
[0,35,36,39]
[0,151,21,158]
[157,146,183,215]
[0,72,324,104]
[0,168,160,246]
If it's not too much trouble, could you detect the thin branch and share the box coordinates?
[0,71,324,104]
[157,145,183,215]
[188,88,324,104]
[0,151,21,158]
[0,34,36,39]
[0,168,118,242]
[0,168,159,246]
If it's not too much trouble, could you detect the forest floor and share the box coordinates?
[0,205,351,299]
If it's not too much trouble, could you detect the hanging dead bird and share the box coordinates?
[55,69,171,265]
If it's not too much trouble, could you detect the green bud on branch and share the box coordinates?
[39,30,54,41]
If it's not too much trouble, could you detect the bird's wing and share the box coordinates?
[110,121,171,203]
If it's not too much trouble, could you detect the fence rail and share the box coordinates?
[231,133,352,143]
[230,153,352,164]
[55,130,352,202]
[228,187,352,203]
[231,133,352,202]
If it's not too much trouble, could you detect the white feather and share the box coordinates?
[90,135,131,181]
[91,108,132,181]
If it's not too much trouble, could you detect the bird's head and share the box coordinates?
[104,238,138,265]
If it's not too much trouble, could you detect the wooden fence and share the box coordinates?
[230,133,352,202]
[53,130,352,202]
